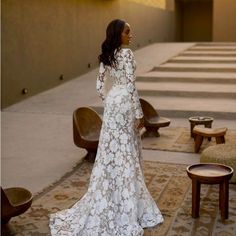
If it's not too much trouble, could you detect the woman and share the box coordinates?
[49,19,163,236]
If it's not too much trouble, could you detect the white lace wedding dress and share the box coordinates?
[49,48,163,235]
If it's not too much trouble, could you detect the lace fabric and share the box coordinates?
[49,48,163,236]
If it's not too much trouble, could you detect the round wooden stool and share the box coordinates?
[189,116,214,138]
[187,163,233,221]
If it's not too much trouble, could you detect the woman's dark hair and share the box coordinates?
[99,19,125,67]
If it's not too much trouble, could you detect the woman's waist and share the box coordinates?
[112,83,127,88]
[107,85,130,97]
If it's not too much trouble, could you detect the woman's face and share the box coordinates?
[121,23,132,46]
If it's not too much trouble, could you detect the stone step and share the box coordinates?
[138,90,235,99]
[90,96,236,120]
[196,43,236,47]
[154,62,236,72]
[137,71,236,83]
[169,56,236,64]
[190,46,236,51]
[180,51,236,57]
[136,82,236,98]
[140,96,236,119]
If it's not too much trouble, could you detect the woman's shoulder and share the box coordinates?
[119,47,134,59]
[120,47,132,53]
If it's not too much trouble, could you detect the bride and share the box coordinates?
[49,19,163,236]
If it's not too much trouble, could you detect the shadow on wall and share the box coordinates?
[2,0,175,108]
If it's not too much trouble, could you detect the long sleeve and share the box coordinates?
[124,49,143,119]
[96,62,107,102]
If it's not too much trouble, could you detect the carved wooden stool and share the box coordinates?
[193,126,227,153]
[73,107,102,162]
[139,98,170,138]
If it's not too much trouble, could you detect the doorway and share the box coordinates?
[175,0,213,42]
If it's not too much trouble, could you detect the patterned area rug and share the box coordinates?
[142,127,236,153]
[2,160,236,236]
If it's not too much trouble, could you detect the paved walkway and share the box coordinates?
[2,43,236,195]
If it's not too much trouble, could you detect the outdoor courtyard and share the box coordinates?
[2,42,236,235]
[2,0,236,235]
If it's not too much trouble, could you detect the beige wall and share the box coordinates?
[2,0,175,108]
[175,0,213,42]
[166,0,175,11]
[182,0,212,41]
[213,0,236,41]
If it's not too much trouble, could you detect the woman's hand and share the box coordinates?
[135,118,144,130]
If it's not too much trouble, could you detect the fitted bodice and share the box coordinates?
[96,48,143,119]
[106,48,137,86]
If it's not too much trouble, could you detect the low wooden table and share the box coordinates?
[189,116,214,138]
[186,163,233,221]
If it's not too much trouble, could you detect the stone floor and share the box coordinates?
[2,42,236,196]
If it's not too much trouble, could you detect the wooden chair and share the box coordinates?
[139,98,171,138]
[73,107,102,162]
[1,187,33,224]
[193,126,227,153]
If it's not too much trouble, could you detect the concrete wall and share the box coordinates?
[213,0,236,41]
[175,0,212,42]
[2,0,175,108]
[182,0,212,41]
[166,0,175,10]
